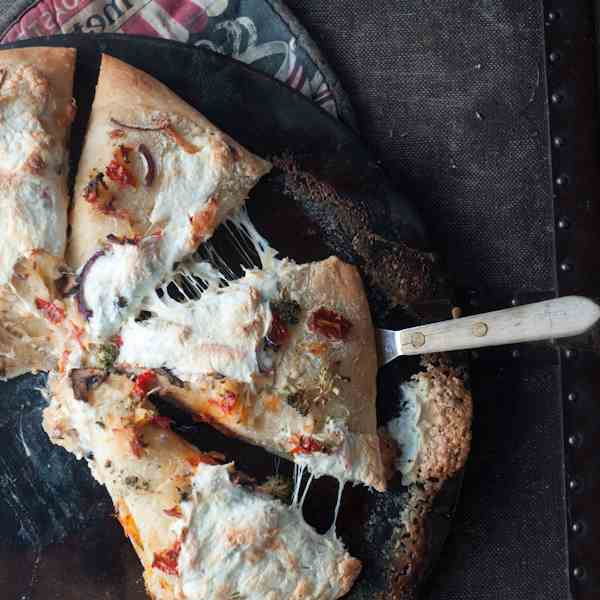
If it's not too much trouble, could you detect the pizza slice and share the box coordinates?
[44,369,361,600]
[0,47,76,379]
[116,255,386,491]
[67,54,270,341]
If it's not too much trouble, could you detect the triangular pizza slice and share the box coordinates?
[0,47,76,379]
[67,54,270,341]
[44,369,361,600]
[116,255,386,491]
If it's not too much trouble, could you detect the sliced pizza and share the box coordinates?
[44,369,361,600]
[116,255,386,491]
[67,54,270,341]
[0,46,76,379]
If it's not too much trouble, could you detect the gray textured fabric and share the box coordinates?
[284,2,569,599]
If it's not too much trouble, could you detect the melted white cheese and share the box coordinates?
[119,257,293,383]
[0,174,67,285]
[83,241,159,340]
[120,282,272,383]
[386,379,425,484]
[0,65,67,285]
[81,112,236,339]
[175,464,358,600]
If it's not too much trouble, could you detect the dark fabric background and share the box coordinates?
[284,2,570,599]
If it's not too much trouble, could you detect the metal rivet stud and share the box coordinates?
[571,521,583,534]
[573,566,585,580]
[568,433,582,447]
[511,298,519,306]
[557,217,570,229]
[555,174,569,187]
[569,478,580,491]
[511,348,520,358]
[411,332,426,348]
[567,391,577,402]
[560,261,572,272]
[565,348,577,359]
[553,136,565,147]
[551,92,563,104]
[549,51,561,63]
[472,322,488,337]
[547,11,559,22]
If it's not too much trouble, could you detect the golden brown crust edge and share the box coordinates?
[96,54,269,179]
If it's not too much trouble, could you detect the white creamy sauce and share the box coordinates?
[83,242,159,340]
[175,464,355,600]
[386,379,425,484]
[119,280,272,384]
[0,66,67,285]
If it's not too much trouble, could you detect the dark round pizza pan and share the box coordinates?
[0,33,465,600]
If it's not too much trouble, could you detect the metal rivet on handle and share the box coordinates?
[571,521,583,535]
[573,566,585,580]
[565,348,577,359]
[557,217,570,229]
[551,91,563,104]
[567,391,577,402]
[547,10,559,22]
[411,332,426,348]
[553,136,565,147]
[511,348,520,358]
[472,322,488,337]
[568,478,580,491]
[568,433,582,447]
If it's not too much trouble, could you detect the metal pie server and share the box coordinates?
[376,296,600,367]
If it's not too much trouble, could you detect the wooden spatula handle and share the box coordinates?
[397,296,600,356]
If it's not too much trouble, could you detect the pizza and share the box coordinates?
[116,255,386,491]
[44,369,361,600]
[0,46,473,600]
[0,46,76,380]
[67,54,270,341]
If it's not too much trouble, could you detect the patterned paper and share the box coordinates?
[1,0,339,117]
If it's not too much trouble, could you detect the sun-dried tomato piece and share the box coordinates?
[133,370,158,397]
[130,431,146,458]
[266,312,289,348]
[150,415,173,430]
[163,506,182,518]
[208,391,238,414]
[308,307,352,340]
[152,540,181,576]
[290,435,323,455]
[35,297,65,324]
[105,145,136,187]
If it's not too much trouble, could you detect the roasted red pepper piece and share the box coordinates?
[308,307,352,340]
[152,540,181,575]
[133,370,158,397]
[106,145,136,187]
[150,415,173,430]
[163,506,183,518]
[35,297,65,325]
[208,391,238,414]
[266,311,289,347]
[290,435,323,455]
